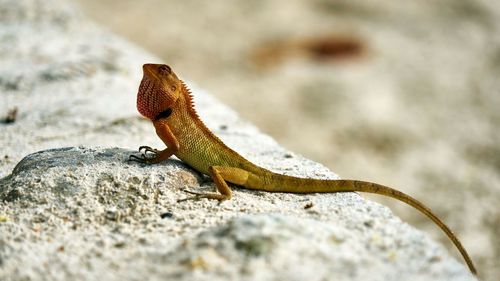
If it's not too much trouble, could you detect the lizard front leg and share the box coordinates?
[180,166,251,202]
[129,119,179,164]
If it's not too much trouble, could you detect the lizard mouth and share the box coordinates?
[154,108,173,121]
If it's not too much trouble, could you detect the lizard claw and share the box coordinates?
[128,154,150,164]
[138,146,159,155]
[176,189,203,202]
[176,196,199,203]
[129,146,160,164]
[177,189,227,203]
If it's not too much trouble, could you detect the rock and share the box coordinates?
[0,0,476,280]
[0,147,473,281]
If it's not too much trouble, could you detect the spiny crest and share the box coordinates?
[181,80,199,117]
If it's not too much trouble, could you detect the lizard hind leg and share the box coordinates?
[178,166,251,202]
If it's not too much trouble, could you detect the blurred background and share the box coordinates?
[72,0,499,279]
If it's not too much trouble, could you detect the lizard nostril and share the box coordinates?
[158,65,171,75]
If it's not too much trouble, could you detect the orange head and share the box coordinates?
[137,64,183,120]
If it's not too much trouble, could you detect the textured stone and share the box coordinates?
[0,1,476,280]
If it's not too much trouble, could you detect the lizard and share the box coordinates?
[129,63,477,275]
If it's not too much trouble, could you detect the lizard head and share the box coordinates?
[137,63,183,120]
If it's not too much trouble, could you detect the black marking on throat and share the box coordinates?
[155,108,173,120]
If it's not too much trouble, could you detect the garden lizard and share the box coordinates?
[129,63,477,275]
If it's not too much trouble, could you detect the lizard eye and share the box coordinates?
[158,65,171,75]
[170,85,177,91]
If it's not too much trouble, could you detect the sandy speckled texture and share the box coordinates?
[0,147,473,281]
[0,0,483,280]
[71,0,500,279]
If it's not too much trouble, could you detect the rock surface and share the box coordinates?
[0,1,476,280]
[73,1,500,279]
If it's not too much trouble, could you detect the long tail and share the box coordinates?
[247,173,477,274]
